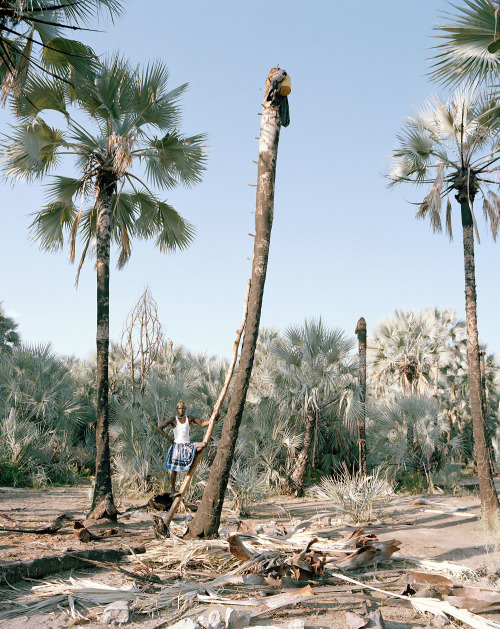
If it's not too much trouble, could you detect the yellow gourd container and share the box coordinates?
[280,74,291,96]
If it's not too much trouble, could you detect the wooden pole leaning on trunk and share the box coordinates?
[163,279,252,530]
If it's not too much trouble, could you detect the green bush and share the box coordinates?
[395,471,429,494]
[0,461,28,487]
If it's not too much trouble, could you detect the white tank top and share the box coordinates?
[173,416,190,443]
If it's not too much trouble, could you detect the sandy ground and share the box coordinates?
[0,484,499,628]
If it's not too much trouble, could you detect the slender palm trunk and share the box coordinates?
[356,317,367,475]
[460,199,500,523]
[88,173,117,522]
[434,359,439,399]
[287,411,316,496]
[186,69,290,539]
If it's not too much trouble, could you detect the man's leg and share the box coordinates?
[170,471,177,492]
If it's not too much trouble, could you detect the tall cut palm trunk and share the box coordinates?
[286,410,315,496]
[187,68,290,539]
[87,173,118,522]
[460,198,500,524]
[356,317,367,475]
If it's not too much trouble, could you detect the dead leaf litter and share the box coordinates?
[1,506,499,629]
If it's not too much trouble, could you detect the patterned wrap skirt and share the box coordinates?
[164,442,197,472]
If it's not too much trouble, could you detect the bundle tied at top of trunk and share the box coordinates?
[186,68,290,539]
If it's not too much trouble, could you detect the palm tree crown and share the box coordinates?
[0,0,123,99]
[389,85,500,238]
[2,56,205,273]
[370,308,465,398]
[430,0,500,87]
[271,318,356,417]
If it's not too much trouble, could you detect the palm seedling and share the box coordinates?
[313,464,393,523]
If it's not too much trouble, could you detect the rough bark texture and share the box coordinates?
[286,411,315,497]
[186,68,289,539]
[355,317,367,475]
[87,173,118,522]
[0,547,145,586]
[479,350,499,476]
[459,198,500,523]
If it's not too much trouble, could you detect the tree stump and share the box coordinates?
[152,515,169,539]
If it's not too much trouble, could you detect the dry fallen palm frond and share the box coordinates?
[132,551,274,614]
[0,578,142,621]
[397,556,477,579]
[32,577,142,604]
[131,580,200,615]
[238,526,386,559]
[330,572,500,629]
[127,538,239,573]
[411,598,500,628]
[0,593,69,621]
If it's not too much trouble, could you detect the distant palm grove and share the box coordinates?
[1,302,497,504]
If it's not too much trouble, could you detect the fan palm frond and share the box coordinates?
[430,0,500,87]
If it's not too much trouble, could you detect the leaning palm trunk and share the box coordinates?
[460,199,500,524]
[186,68,290,539]
[356,317,367,475]
[88,174,118,522]
[286,411,315,496]
[162,280,250,529]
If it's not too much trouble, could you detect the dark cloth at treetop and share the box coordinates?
[164,442,196,472]
[264,68,290,127]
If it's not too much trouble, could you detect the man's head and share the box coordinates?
[177,400,186,417]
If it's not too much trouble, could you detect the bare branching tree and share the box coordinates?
[121,287,164,399]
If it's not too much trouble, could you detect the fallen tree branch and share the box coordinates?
[163,279,251,529]
[65,553,165,585]
[330,572,500,629]
[0,546,145,585]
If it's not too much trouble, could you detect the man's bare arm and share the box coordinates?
[191,412,219,428]
[157,417,175,442]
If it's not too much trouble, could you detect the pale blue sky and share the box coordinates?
[2,0,499,360]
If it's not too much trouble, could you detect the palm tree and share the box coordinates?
[355,317,367,475]
[389,85,500,523]
[0,302,20,354]
[0,342,82,430]
[372,394,460,486]
[430,0,500,88]
[2,56,206,520]
[186,67,290,539]
[0,0,122,100]
[369,308,461,399]
[236,400,302,493]
[271,318,357,496]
